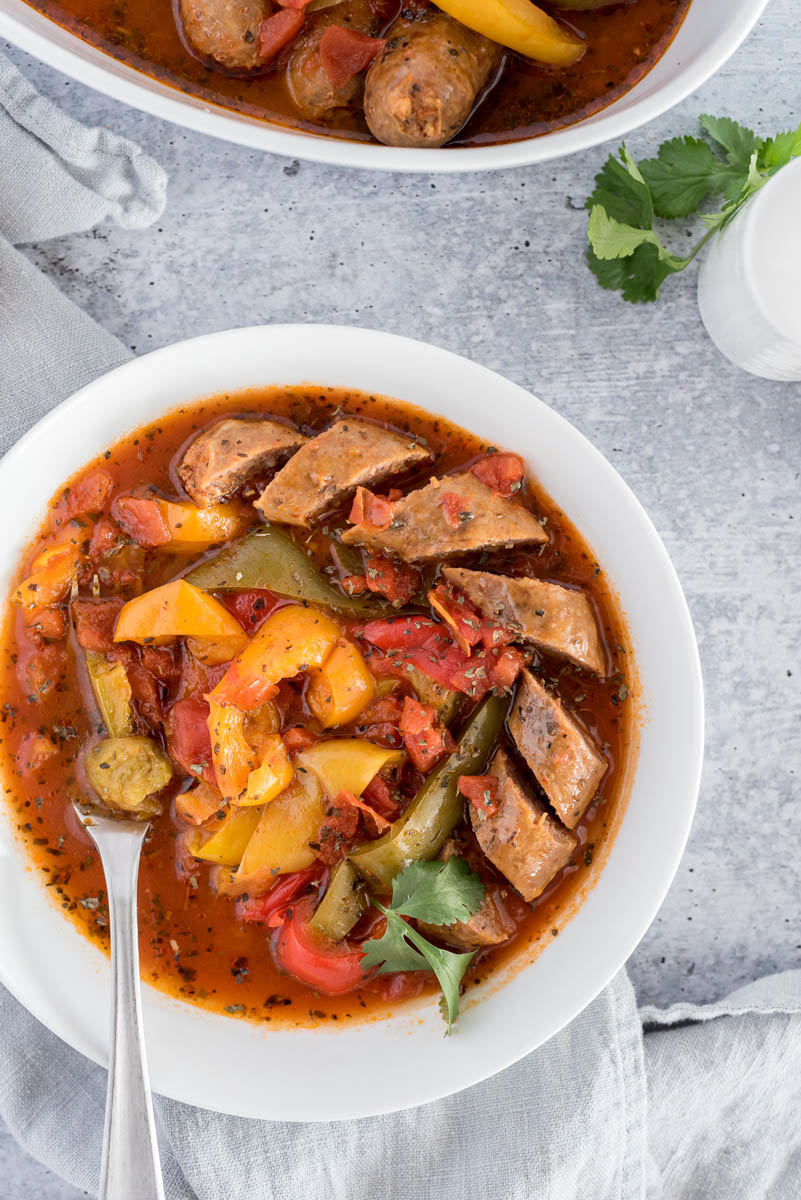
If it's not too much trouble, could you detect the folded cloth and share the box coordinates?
[1,49,801,1200]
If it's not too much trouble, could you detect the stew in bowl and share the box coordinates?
[1,384,633,1029]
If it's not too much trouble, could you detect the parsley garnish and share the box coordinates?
[361,858,485,1031]
[586,115,801,303]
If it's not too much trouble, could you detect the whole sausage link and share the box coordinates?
[287,0,379,123]
[364,10,501,148]
[178,0,267,71]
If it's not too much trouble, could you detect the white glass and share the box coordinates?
[698,155,801,381]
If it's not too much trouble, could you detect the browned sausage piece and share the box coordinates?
[442,567,607,676]
[178,0,267,71]
[287,0,378,122]
[341,471,548,562]
[508,670,606,829]
[178,418,307,507]
[255,417,431,527]
[415,835,516,950]
[470,749,577,902]
[364,10,501,148]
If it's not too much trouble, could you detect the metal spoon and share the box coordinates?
[74,803,166,1200]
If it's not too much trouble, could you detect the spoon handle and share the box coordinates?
[98,823,165,1200]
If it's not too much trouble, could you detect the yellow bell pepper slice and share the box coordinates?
[86,652,135,737]
[209,604,340,711]
[157,499,246,550]
[207,699,257,798]
[114,579,245,646]
[233,735,293,807]
[296,739,403,800]
[186,633,248,666]
[236,773,325,881]
[435,0,584,66]
[188,804,262,866]
[306,639,376,729]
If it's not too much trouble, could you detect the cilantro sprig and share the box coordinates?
[586,115,801,303]
[361,857,485,1031]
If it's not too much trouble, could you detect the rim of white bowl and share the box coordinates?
[0,325,704,1119]
[0,0,768,173]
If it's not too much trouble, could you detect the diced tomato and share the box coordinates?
[334,789,391,838]
[319,26,386,88]
[26,608,67,640]
[124,656,164,728]
[72,597,125,653]
[221,589,280,633]
[317,798,361,866]
[440,492,470,529]
[372,971,427,1002]
[458,774,499,817]
[236,866,323,924]
[364,553,421,607]
[15,631,67,702]
[112,496,170,547]
[399,696,454,773]
[272,898,367,995]
[487,645,527,691]
[259,8,304,61]
[342,574,368,596]
[55,469,114,522]
[165,696,215,783]
[283,725,319,755]
[16,730,57,776]
[470,453,525,498]
[141,643,181,684]
[89,515,123,561]
[358,616,442,651]
[348,486,396,530]
[361,772,399,820]
[428,584,482,652]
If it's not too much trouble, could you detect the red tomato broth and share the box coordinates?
[20,0,690,146]
[0,385,637,1027]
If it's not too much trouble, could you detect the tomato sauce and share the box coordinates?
[0,386,636,1027]
[21,0,690,146]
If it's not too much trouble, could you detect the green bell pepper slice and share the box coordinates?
[309,859,368,942]
[184,525,385,616]
[349,692,509,894]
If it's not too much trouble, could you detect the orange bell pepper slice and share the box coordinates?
[306,638,376,728]
[114,580,245,646]
[209,604,340,711]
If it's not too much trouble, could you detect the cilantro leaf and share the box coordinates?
[585,114,801,305]
[759,122,801,171]
[361,857,486,1028]
[586,145,654,227]
[698,114,759,171]
[389,857,486,925]
[361,911,475,1029]
[587,243,677,304]
[639,136,738,219]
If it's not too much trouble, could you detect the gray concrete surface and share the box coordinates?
[1,0,799,1192]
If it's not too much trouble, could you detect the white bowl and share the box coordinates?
[0,325,703,1119]
[0,0,766,172]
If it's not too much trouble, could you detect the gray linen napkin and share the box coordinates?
[1,49,801,1200]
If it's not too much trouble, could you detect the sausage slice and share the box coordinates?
[364,10,501,148]
[255,418,431,527]
[178,0,267,70]
[287,0,379,122]
[415,835,516,950]
[470,749,577,902]
[341,471,548,561]
[508,669,606,829]
[178,418,307,507]
[442,567,607,675]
